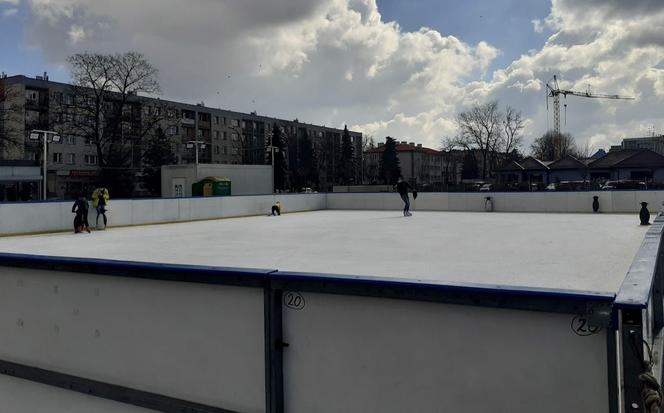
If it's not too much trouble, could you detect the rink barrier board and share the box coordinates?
[0,250,636,413]
[2,191,664,236]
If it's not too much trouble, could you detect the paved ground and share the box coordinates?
[0,210,648,294]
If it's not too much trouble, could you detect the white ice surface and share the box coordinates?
[0,210,648,294]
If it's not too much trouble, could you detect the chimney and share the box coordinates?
[43,72,48,81]
[401,141,407,144]
[377,142,384,147]
[409,142,415,146]
[417,144,422,148]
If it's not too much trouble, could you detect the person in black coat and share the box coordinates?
[395,177,417,216]
[72,194,91,233]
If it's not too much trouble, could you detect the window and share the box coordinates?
[25,152,37,161]
[85,137,95,145]
[25,90,38,102]
[231,133,238,141]
[223,132,227,140]
[231,148,238,155]
[214,130,220,139]
[214,146,220,155]
[222,117,226,126]
[168,126,179,135]
[85,155,98,165]
[66,154,75,165]
[222,146,228,155]
[52,153,62,164]
[66,135,76,145]
[230,119,240,127]
[215,116,219,125]
[65,95,74,105]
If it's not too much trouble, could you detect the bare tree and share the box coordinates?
[530,131,577,161]
[439,137,462,185]
[501,106,524,158]
[54,52,162,169]
[456,100,502,179]
[0,83,24,158]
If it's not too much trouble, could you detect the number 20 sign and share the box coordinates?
[284,291,306,310]
[571,315,601,336]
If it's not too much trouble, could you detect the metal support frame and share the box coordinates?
[619,309,645,412]
[265,284,285,413]
[614,216,664,413]
[0,359,239,413]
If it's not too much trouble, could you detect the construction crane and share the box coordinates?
[546,75,634,136]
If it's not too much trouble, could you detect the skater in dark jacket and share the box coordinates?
[72,194,91,233]
[396,177,417,216]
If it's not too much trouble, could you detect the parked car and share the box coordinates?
[479,184,493,192]
[545,183,557,191]
[601,180,647,190]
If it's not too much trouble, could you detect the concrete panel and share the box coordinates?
[283,292,608,413]
[177,198,193,222]
[130,199,156,225]
[0,267,266,413]
[447,193,468,211]
[151,198,180,223]
[567,192,601,213]
[612,192,639,213]
[103,201,132,227]
[0,374,153,413]
[412,192,448,211]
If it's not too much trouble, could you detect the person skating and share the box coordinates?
[396,177,417,216]
[71,193,91,233]
[92,187,109,229]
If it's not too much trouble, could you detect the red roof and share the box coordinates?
[365,144,441,155]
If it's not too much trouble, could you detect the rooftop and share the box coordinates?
[0,210,647,295]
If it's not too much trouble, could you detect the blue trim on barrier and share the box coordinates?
[0,253,276,278]
[270,270,615,303]
[615,217,664,309]
[0,252,615,304]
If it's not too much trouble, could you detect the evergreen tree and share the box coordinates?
[340,125,355,184]
[270,123,288,191]
[296,131,318,190]
[141,127,176,196]
[380,137,401,184]
[461,150,479,180]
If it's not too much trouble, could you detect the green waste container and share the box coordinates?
[192,177,231,197]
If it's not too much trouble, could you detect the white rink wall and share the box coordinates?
[1,191,663,235]
[327,191,664,213]
[0,193,326,235]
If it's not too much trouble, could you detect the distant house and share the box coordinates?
[548,156,591,183]
[496,149,664,185]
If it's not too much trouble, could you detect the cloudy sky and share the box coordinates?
[1,0,663,153]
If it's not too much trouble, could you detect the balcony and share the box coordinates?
[181,118,195,126]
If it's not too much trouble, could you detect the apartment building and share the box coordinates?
[0,74,362,198]
[622,135,664,155]
[364,141,462,187]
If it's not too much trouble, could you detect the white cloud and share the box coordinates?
[2,7,17,16]
[0,0,20,5]
[18,0,664,153]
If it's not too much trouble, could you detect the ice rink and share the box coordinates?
[0,210,648,293]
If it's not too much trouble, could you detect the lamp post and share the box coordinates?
[186,140,206,180]
[267,145,279,194]
[29,130,61,200]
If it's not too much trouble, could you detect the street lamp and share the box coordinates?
[186,140,206,180]
[267,145,279,194]
[29,130,61,200]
